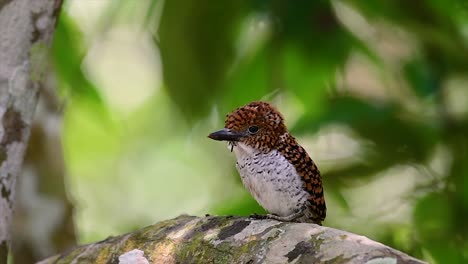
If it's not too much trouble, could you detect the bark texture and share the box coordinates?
[13,85,76,263]
[38,215,426,264]
[0,0,62,263]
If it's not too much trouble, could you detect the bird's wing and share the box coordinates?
[277,134,326,224]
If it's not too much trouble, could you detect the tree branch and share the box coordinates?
[39,215,426,264]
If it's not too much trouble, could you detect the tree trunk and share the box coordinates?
[0,0,63,263]
[12,83,76,263]
[38,215,426,264]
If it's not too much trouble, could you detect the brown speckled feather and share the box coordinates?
[211,101,326,224]
[276,134,326,224]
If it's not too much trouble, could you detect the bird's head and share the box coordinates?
[208,101,287,152]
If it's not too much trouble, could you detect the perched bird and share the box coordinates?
[208,101,326,225]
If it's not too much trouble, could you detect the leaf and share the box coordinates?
[282,44,330,120]
[293,96,438,163]
[404,59,441,98]
[412,192,466,263]
[325,185,351,212]
[158,0,247,121]
[413,192,454,242]
[220,41,277,115]
[273,0,356,117]
[52,12,105,105]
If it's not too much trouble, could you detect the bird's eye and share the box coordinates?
[248,126,259,134]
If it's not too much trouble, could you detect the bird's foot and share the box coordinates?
[265,210,304,222]
[249,213,268,220]
[249,211,304,222]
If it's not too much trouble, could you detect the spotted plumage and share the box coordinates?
[208,101,326,225]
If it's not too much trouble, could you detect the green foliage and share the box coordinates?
[54,0,468,262]
[156,1,468,262]
[52,13,104,104]
[158,0,247,120]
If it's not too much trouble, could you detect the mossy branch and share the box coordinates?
[38,215,426,264]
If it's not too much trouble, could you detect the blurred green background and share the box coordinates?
[15,0,468,263]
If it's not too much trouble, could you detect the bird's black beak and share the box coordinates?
[208,128,245,141]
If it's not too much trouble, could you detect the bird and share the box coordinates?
[208,101,326,225]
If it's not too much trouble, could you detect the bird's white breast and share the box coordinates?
[231,143,309,216]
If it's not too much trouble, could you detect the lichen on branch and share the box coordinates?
[39,215,426,264]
